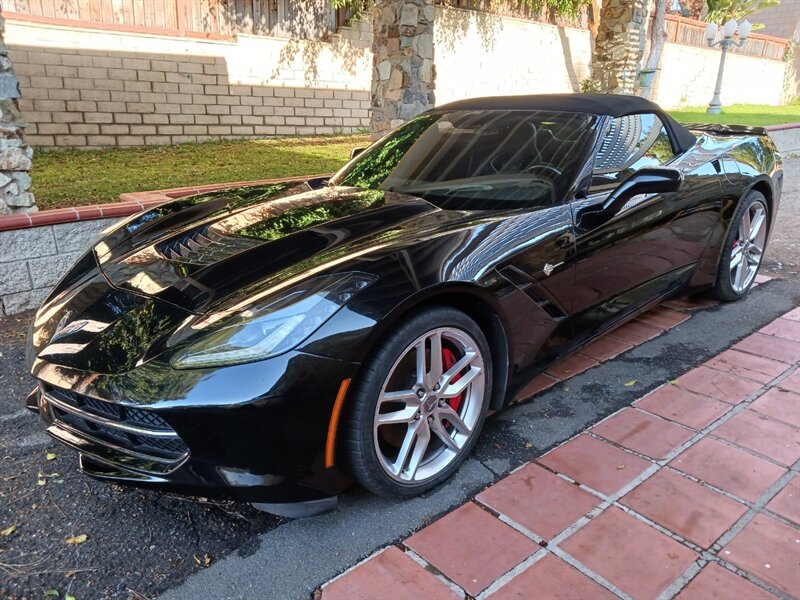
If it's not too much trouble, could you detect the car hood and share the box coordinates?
[94,182,443,314]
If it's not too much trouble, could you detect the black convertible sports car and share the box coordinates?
[26,94,782,516]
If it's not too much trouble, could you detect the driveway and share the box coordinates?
[1,159,798,600]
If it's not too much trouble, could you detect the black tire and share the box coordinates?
[710,190,770,302]
[342,307,492,498]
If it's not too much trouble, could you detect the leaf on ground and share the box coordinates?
[44,591,59,598]
[193,553,213,567]
[668,379,679,385]
[65,534,87,545]
[65,594,76,600]
[46,452,57,461]
[523,442,533,449]
[0,524,16,536]
[37,478,47,486]
[616,464,626,470]
[624,379,637,387]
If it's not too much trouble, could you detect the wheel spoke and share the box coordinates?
[730,247,743,270]
[734,255,748,290]
[747,247,762,265]
[404,421,431,480]
[414,339,427,388]
[748,208,765,243]
[376,390,420,425]
[436,404,471,435]
[391,419,423,476]
[430,415,460,452]
[439,351,477,389]
[440,365,482,399]
[427,331,443,388]
[377,407,419,425]
[740,208,751,241]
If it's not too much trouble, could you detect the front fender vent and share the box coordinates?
[157,225,261,266]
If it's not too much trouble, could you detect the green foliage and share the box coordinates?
[331,0,588,24]
[703,0,779,25]
[32,135,368,210]
[335,114,439,188]
[239,192,386,240]
[670,103,800,126]
[580,78,601,93]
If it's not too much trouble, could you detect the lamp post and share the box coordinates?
[705,18,752,114]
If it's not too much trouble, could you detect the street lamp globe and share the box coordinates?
[705,22,718,44]
[739,20,752,41]
[723,18,738,38]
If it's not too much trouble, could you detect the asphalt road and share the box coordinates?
[763,156,799,279]
[0,158,797,600]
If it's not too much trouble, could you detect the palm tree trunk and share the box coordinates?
[639,0,667,99]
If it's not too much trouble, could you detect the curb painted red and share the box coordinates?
[0,174,327,232]
[765,122,800,132]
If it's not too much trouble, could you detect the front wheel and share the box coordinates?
[711,190,769,302]
[343,307,492,498]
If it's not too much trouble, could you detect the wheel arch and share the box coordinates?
[747,178,773,218]
[353,283,513,414]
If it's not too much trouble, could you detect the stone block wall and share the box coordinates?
[0,14,36,214]
[0,217,113,313]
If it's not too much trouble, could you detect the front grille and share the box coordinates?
[157,224,261,266]
[43,385,189,471]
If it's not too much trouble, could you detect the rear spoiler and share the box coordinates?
[685,123,768,136]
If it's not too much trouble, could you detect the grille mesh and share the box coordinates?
[45,386,188,462]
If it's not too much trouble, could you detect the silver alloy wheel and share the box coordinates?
[373,327,485,483]
[730,200,768,294]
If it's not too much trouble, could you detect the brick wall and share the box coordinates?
[4,17,373,148]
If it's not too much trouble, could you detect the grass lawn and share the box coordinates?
[31,134,369,210]
[670,103,800,127]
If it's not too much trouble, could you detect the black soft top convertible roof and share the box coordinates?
[436,93,698,154]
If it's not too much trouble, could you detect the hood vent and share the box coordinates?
[157,224,262,266]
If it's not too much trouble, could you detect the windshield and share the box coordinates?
[330,109,597,208]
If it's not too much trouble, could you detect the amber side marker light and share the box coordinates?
[325,378,351,468]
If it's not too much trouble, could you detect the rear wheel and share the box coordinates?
[343,307,492,497]
[711,191,769,302]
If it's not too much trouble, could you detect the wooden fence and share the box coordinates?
[2,0,338,38]
[665,14,788,61]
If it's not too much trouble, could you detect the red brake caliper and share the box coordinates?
[441,347,464,413]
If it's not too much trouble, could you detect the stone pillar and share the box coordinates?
[0,14,35,214]
[370,0,435,139]
[589,0,649,94]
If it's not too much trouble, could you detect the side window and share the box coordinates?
[591,114,676,192]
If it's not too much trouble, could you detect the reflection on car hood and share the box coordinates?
[95,183,443,313]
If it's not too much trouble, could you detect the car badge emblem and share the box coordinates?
[543,261,563,277]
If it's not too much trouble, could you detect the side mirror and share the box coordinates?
[350,147,366,160]
[578,167,682,230]
[602,167,682,213]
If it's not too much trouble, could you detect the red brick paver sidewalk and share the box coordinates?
[322,305,800,600]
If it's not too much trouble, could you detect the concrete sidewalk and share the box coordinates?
[321,307,800,600]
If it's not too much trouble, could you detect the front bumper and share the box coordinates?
[27,350,359,504]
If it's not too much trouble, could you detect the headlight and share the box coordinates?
[170,273,375,369]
